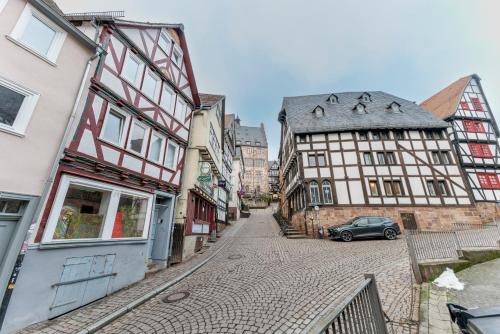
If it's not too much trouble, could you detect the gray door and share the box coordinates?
[149,196,173,265]
[0,219,17,267]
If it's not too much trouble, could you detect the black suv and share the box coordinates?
[327,216,401,242]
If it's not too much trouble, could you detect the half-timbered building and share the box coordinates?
[5,14,200,329]
[278,91,482,233]
[174,94,224,261]
[421,74,500,222]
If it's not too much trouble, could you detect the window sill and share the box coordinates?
[6,35,57,67]
[38,238,148,250]
[0,124,25,137]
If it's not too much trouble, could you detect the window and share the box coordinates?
[158,31,172,53]
[128,122,149,155]
[317,154,326,167]
[431,151,441,164]
[425,130,443,140]
[477,173,500,189]
[426,180,437,196]
[299,135,306,143]
[121,52,142,86]
[0,199,24,214]
[245,158,253,167]
[175,96,186,122]
[255,141,261,146]
[441,151,451,164]
[469,143,492,158]
[245,141,251,145]
[160,84,174,112]
[359,132,367,140]
[377,152,386,165]
[363,152,373,165]
[386,152,396,165]
[381,132,390,140]
[438,181,449,196]
[112,194,149,238]
[44,175,152,242]
[470,97,483,111]
[463,120,485,133]
[0,77,39,135]
[172,44,183,66]
[384,180,403,196]
[308,154,317,167]
[165,141,179,169]
[148,132,165,163]
[460,101,470,110]
[394,131,404,140]
[369,181,379,196]
[322,181,333,204]
[10,5,67,62]
[372,132,381,140]
[142,69,161,100]
[102,109,127,145]
[310,181,320,204]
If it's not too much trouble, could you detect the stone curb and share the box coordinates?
[75,225,241,334]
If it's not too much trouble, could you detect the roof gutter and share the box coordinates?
[28,0,98,50]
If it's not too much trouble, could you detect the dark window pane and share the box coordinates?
[0,85,25,126]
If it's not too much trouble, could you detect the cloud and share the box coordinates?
[57,0,500,160]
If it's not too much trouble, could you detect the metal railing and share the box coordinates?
[307,274,388,334]
[406,222,500,262]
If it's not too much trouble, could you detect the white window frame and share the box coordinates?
[174,96,186,122]
[148,131,166,164]
[9,4,67,63]
[42,175,153,243]
[127,120,150,157]
[0,0,8,14]
[158,31,172,54]
[0,76,39,136]
[99,104,131,147]
[164,140,179,170]
[172,43,183,67]
[142,68,161,101]
[121,50,143,87]
[160,83,174,113]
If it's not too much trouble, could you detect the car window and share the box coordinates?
[356,218,369,226]
[369,218,383,224]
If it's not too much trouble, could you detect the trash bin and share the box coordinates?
[447,303,500,334]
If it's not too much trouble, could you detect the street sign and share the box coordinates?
[197,175,212,182]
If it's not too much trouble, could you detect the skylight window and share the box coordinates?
[388,101,402,113]
[353,103,366,114]
[359,92,371,103]
[327,94,338,104]
[313,106,324,118]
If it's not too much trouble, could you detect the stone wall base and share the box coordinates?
[475,202,500,223]
[290,205,483,233]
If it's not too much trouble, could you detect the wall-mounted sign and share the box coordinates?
[200,162,211,175]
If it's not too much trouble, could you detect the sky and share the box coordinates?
[57,0,500,160]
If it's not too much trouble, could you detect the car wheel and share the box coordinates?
[384,228,397,240]
[341,231,353,242]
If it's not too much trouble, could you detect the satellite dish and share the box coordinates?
[314,206,319,211]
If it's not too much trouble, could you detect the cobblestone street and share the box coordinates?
[99,208,418,334]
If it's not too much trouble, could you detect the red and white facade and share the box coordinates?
[6,17,200,329]
[422,74,500,220]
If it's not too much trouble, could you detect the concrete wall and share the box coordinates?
[0,0,94,197]
[2,242,148,334]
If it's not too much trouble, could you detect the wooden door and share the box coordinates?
[169,223,184,265]
[400,213,418,230]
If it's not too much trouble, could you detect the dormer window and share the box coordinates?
[327,94,338,104]
[359,92,371,103]
[387,101,402,113]
[312,105,325,118]
[353,103,367,114]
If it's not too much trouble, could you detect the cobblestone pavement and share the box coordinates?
[19,219,245,334]
[98,208,418,334]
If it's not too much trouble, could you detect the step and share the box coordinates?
[286,234,307,239]
[286,231,303,236]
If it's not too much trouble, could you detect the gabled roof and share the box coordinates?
[280,91,447,134]
[236,124,268,147]
[420,75,477,120]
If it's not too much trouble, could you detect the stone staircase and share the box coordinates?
[273,212,307,239]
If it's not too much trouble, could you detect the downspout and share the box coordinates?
[30,22,103,245]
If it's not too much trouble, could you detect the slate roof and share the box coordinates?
[420,75,475,120]
[280,91,448,134]
[236,125,268,147]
